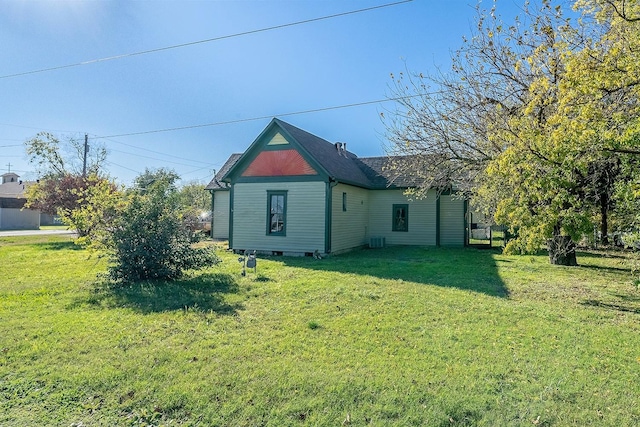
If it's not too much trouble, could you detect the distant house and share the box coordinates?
[206,118,468,255]
[0,173,40,230]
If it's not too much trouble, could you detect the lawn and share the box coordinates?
[1,235,639,426]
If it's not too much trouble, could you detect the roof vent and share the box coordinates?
[335,142,348,157]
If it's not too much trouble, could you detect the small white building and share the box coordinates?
[0,173,40,230]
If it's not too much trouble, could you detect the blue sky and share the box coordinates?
[0,0,525,185]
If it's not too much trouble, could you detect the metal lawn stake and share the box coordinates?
[238,250,257,276]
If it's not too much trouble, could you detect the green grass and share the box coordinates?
[39,225,71,230]
[469,229,505,248]
[1,236,639,426]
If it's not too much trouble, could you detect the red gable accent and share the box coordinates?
[242,149,317,177]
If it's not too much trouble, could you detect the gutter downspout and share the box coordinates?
[229,184,234,249]
[463,198,470,247]
[325,178,339,254]
[436,195,441,247]
[209,189,215,237]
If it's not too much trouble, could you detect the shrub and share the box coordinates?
[103,171,219,283]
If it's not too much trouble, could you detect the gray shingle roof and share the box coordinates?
[355,156,425,189]
[208,119,421,190]
[0,179,29,197]
[205,153,242,191]
[275,119,374,188]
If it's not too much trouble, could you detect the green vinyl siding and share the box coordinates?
[232,182,326,253]
[439,194,465,246]
[212,191,230,239]
[331,184,369,253]
[368,189,437,246]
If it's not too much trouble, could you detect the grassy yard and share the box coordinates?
[1,235,639,426]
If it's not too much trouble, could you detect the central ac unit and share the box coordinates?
[369,236,385,248]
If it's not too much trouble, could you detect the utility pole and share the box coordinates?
[82,133,88,177]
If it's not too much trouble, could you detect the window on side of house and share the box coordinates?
[342,192,347,212]
[267,191,287,235]
[392,204,408,232]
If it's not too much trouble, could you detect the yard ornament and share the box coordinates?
[238,250,257,276]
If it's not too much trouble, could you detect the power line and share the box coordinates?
[105,160,220,184]
[180,164,220,178]
[2,94,426,168]
[0,126,213,166]
[109,148,216,169]
[0,122,80,133]
[96,135,214,166]
[104,160,141,175]
[0,168,29,174]
[95,95,422,139]
[0,0,412,80]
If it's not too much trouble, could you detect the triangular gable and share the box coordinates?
[267,132,288,146]
[223,118,329,182]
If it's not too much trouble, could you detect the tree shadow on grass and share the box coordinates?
[279,246,509,298]
[575,250,634,274]
[613,293,640,302]
[581,299,640,315]
[0,236,81,250]
[578,264,631,274]
[81,273,243,314]
[39,240,83,251]
[576,250,631,261]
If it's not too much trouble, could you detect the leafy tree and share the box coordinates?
[383,2,570,197]
[136,171,211,231]
[25,132,107,178]
[385,0,640,265]
[62,176,124,244]
[133,167,179,192]
[559,0,640,241]
[178,181,210,212]
[612,160,640,236]
[570,0,640,281]
[24,174,118,237]
[24,132,110,235]
[25,174,87,216]
[178,181,211,232]
[97,169,219,283]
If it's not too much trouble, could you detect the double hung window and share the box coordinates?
[267,191,287,235]
[392,204,408,232]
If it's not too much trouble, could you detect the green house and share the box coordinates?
[206,118,468,255]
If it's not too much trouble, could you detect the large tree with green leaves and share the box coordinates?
[25,173,120,237]
[25,132,107,178]
[177,181,211,232]
[24,132,110,235]
[561,0,640,236]
[385,0,640,265]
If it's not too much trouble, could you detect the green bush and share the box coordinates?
[104,171,219,283]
